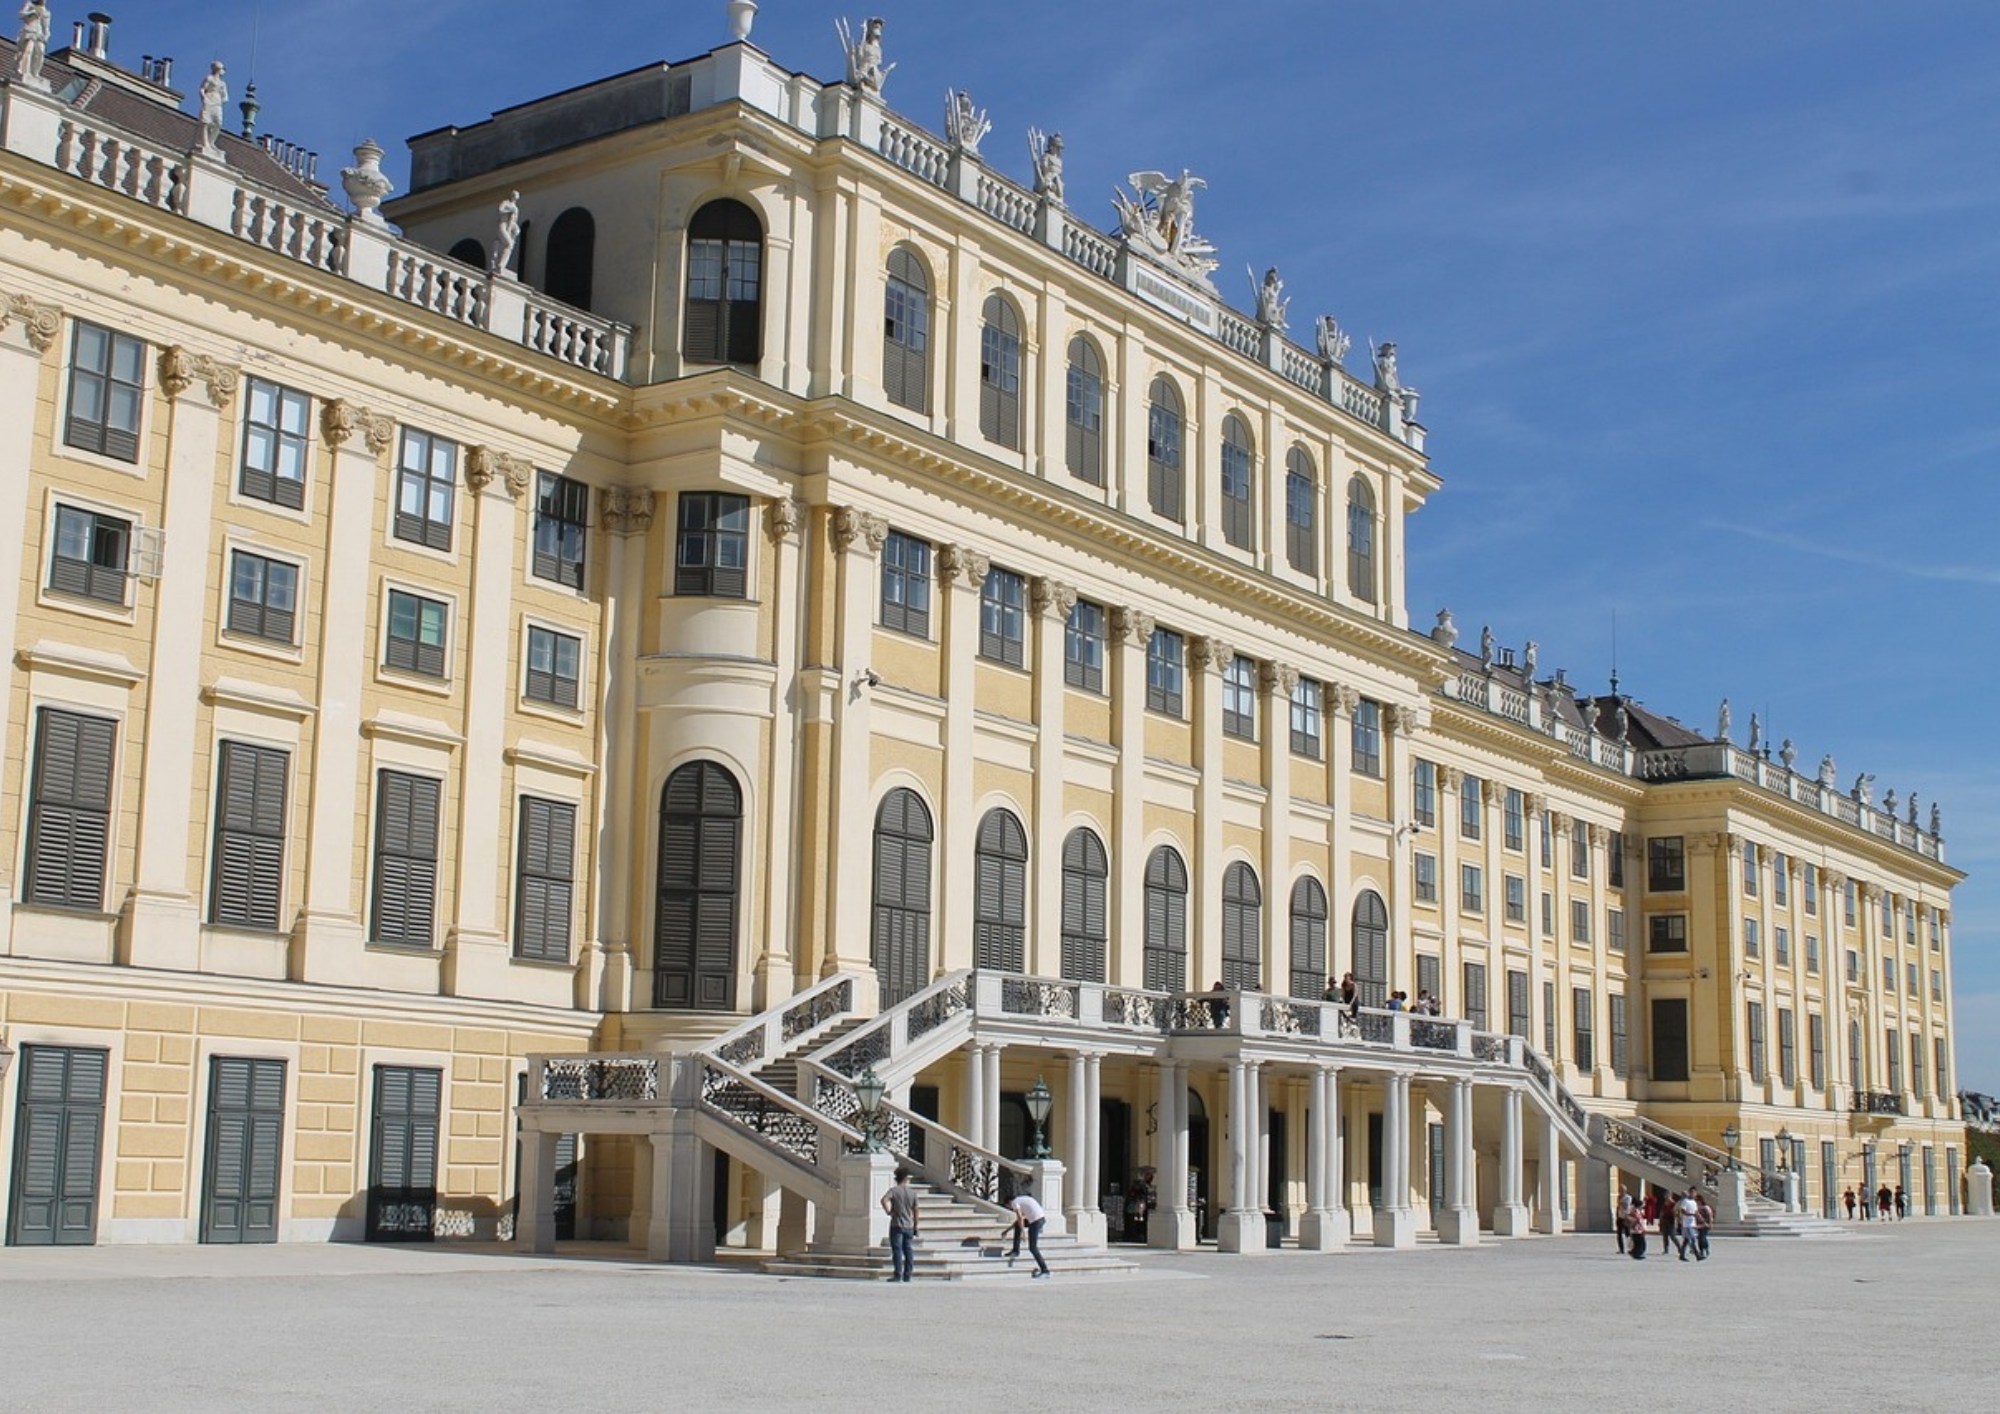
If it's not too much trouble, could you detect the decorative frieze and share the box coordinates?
[157,345,239,409]
[465,445,533,499]
[832,506,888,554]
[1030,575,1077,619]
[320,398,394,455]
[600,487,656,536]
[0,289,63,353]
[937,543,990,585]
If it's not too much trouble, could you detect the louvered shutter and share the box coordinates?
[1289,878,1327,998]
[515,798,576,963]
[368,1065,441,1241]
[8,1046,108,1246]
[1464,962,1489,1031]
[373,773,439,947]
[26,709,116,911]
[654,763,741,1008]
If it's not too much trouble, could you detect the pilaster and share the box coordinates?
[825,506,888,976]
[937,545,988,969]
[1110,607,1152,984]
[1029,575,1074,975]
[1260,662,1298,991]
[755,495,804,1005]
[590,488,653,1010]
[1190,636,1232,987]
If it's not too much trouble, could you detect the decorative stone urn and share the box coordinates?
[341,140,394,226]
[728,1,758,41]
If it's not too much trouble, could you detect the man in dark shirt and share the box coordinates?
[881,1168,920,1282]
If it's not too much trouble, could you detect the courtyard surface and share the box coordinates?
[2,1219,1995,1411]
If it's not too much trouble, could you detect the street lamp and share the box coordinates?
[1721,1122,1740,1170]
[854,1065,887,1153]
[1776,1126,1793,1171]
[1025,1075,1055,1159]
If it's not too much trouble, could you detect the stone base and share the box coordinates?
[442,927,511,999]
[822,1151,897,1255]
[1491,1202,1532,1236]
[1216,1210,1269,1254]
[117,889,200,971]
[1435,1206,1480,1246]
[1298,1207,1349,1251]
[288,910,367,984]
[1148,1207,1197,1251]
[1067,1209,1108,1248]
[1373,1206,1417,1249]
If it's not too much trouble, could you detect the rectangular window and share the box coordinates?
[674,491,749,598]
[1539,811,1553,869]
[1806,934,1821,975]
[1413,852,1437,903]
[1651,998,1690,1082]
[1507,969,1530,1040]
[1935,1037,1948,1099]
[978,567,1026,667]
[226,550,299,645]
[1146,628,1184,716]
[1885,1026,1900,1092]
[239,377,310,508]
[1570,898,1590,945]
[1461,864,1483,914]
[49,504,131,606]
[1571,822,1590,879]
[371,770,441,948]
[1572,987,1594,1071]
[1905,900,1917,944]
[1290,676,1322,758]
[1844,879,1856,927]
[879,531,931,638]
[1930,908,1941,951]
[24,707,117,911]
[1504,787,1524,851]
[1460,775,1482,840]
[1541,892,1554,938]
[1773,854,1789,906]
[1609,908,1626,953]
[1747,1000,1767,1081]
[384,589,449,678]
[65,319,145,462]
[1744,917,1761,959]
[1775,926,1791,967]
[532,472,589,588]
[1741,841,1759,898]
[1809,1012,1826,1090]
[1412,760,1436,827]
[1648,836,1686,891]
[1463,962,1488,1031]
[1883,956,1895,991]
[1648,914,1688,953]
[1932,969,1943,1002]
[1504,874,1526,924]
[1882,893,1894,932]
[1351,699,1382,776]
[393,428,456,550]
[1416,954,1442,1007]
[1064,600,1106,693]
[1222,656,1257,740]
[514,797,576,963]
[1805,863,1818,915]
[524,625,581,709]
[1910,1033,1924,1099]
[209,741,287,930]
[1609,831,1626,888]
[1778,1007,1797,1086]
[1609,992,1629,1079]
[1907,960,1919,995]
[1543,980,1556,1057]
[1846,948,1859,983]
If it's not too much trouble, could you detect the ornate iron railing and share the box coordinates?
[712,1031,765,1067]
[1852,1090,1905,1116]
[1756,1170,1789,1203]
[1410,1020,1459,1052]
[906,977,971,1040]
[1356,1010,1395,1045]
[1103,989,1169,1030]
[1472,1033,1511,1063]
[1260,999,1323,1037]
[539,1057,659,1101]
[1165,995,1231,1031]
[780,977,855,1041]
[821,1025,892,1080]
[698,1060,842,1168]
[1001,978,1079,1019]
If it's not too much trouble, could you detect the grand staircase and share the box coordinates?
[1587,1112,1854,1239]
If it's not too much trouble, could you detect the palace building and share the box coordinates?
[0,7,1968,1262]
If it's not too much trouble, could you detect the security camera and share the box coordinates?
[857,668,882,689]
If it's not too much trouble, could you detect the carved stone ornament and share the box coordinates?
[0,289,63,353]
[1328,683,1360,716]
[832,506,888,554]
[1385,702,1428,736]
[1110,606,1155,645]
[1822,869,1847,893]
[1259,661,1300,696]
[1439,765,1464,791]
[157,346,239,409]
[600,487,656,535]
[1524,793,1548,818]
[937,544,991,586]
[765,494,802,543]
[1030,576,1077,619]
[320,398,393,454]
[466,446,532,499]
[1188,635,1234,673]
[1590,823,1611,848]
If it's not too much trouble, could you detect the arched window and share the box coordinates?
[1065,336,1105,485]
[449,237,487,269]
[883,247,930,413]
[978,293,1023,449]
[1219,414,1254,550]
[1143,846,1188,992]
[545,207,595,312]
[1285,446,1317,575]
[1352,890,1388,1007]
[973,808,1028,972]
[1289,876,1329,999]
[684,199,762,365]
[654,762,741,1009]
[1346,475,1377,603]
[1221,861,1261,991]
[1147,377,1184,523]
[1060,828,1109,983]
[872,789,934,1004]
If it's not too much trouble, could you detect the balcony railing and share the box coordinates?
[1852,1090,1906,1116]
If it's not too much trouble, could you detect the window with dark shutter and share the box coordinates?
[1652,998,1689,1081]
[371,770,441,948]
[1064,600,1105,692]
[1222,655,1256,740]
[883,248,930,413]
[684,200,762,364]
[654,762,741,1008]
[201,1056,286,1244]
[1351,891,1388,1007]
[1218,862,1263,992]
[514,796,576,963]
[1146,628,1183,716]
[24,707,117,912]
[1219,415,1254,550]
[209,741,288,930]
[65,321,145,463]
[879,531,931,638]
[871,788,933,1004]
[524,625,582,709]
[367,1064,441,1241]
[1507,968,1530,1039]
[384,589,449,678]
[1610,992,1629,1078]
[1464,962,1489,1031]
[1143,846,1188,992]
[1778,1006,1796,1086]
[978,294,1023,449]
[49,504,131,606]
[1060,828,1108,983]
[1574,987,1595,1070]
[1147,378,1184,522]
[1289,876,1328,998]
[1065,337,1104,484]
[6,1044,109,1246]
[674,492,750,598]
[532,473,589,588]
[1284,446,1317,574]
[1351,699,1382,776]
[1346,475,1376,602]
[239,378,310,509]
[974,809,1029,972]
[1749,1001,1768,1081]
[226,550,299,644]
[392,429,456,551]
[1417,954,1442,1006]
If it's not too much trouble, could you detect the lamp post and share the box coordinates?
[1025,1075,1054,1159]
[855,1065,887,1153]
[1721,1122,1740,1171]
[1776,1126,1793,1171]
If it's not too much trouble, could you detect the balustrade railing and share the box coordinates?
[876,115,950,187]
[1062,223,1118,278]
[231,188,344,273]
[54,118,184,212]
[1852,1090,1905,1116]
[699,1057,852,1171]
[808,1067,1027,1208]
[535,1055,660,1101]
[975,172,1036,233]
[1001,977,1079,1019]
[1217,309,1260,359]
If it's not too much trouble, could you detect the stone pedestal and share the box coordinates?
[1492,1201,1532,1237]
[1713,1169,1749,1224]
[1299,1207,1348,1251]
[1372,1205,1417,1249]
[823,1150,897,1255]
[1217,1209,1269,1254]
[1435,1206,1479,1245]
[1148,1206,1196,1251]
[1967,1160,1994,1217]
[1021,1159,1067,1237]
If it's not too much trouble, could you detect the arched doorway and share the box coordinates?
[871,789,933,1004]
[1352,890,1388,1006]
[653,762,742,1009]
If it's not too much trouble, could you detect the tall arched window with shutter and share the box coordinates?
[1220,414,1255,550]
[1221,861,1262,991]
[872,789,933,1004]
[1285,446,1318,575]
[1065,336,1105,484]
[1147,377,1184,522]
[979,293,1023,448]
[1060,828,1109,983]
[883,247,931,413]
[654,762,741,1009]
[1289,876,1329,999]
[684,199,762,365]
[1346,475,1377,602]
[1143,846,1188,992]
[974,808,1028,971]
[1352,890,1389,1007]
[545,207,595,312]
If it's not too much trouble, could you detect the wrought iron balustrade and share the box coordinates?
[539,1056,659,1101]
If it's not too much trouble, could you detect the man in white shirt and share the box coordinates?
[1677,1190,1701,1262]
[1005,1181,1051,1278]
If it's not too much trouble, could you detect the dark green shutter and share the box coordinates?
[1507,968,1530,1039]
[1060,829,1107,984]
[1651,998,1689,1081]
[25,708,117,911]
[7,1045,108,1246]
[1289,877,1327,998]
[1221,863,1261,990]
[974,810,1027,972]
[211,741,288,929]
[201,1056,286,1244]
[1609,992,1629,1077]
[1463,962,1488,1031]
[367,1065,441,1241]
[655,763,741,1008]
[1351,891,1388,1006]
[871,789,933,1003]
[1144,847,1188,992]
[373,771,440,947]
[515,797,576,963]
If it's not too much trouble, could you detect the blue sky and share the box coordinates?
[112,2,2000,1085]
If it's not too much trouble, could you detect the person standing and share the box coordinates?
[1876,1182,1894,1222]
[1006,1180,1052,1278]
[1616,1188,1634,1254]
[1843,1187,1856,1220]
[1695,1191,1714,1260]
[1894,1185,1907,1220]
[880,1168,920,1283]
[1676,1190,1701,1262]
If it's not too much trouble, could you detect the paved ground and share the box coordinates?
[3,1220,1996,1412]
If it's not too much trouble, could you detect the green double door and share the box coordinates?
[201,1057,286,1244]
[7,1045,108,1246]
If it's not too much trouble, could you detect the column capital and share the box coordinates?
[832,506,889,554]
[1259,660,1300,696]
[600,487,656,536]
[1328,682,1360,715]
[1857,881,1882,905]
[465,445,532,499]
[1030,575,1077,619]
[1687,830,1730,857]
[1189,635,1234,673]
[765,493,803,543]
[1823,869,1848,892]
[1547,809,1567,832]
[157,345,239,409]
[321,398,394,455]
[1110,605,1155,645]
[1439,764,1464,791]
[0,288,63,353]
[938,543,990,585]
[1385,702,1428,736]
[1589,822,1611,848]
[1524,791,1549,817]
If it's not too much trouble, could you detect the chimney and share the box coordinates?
[86,12,112,59]
[159,56,171,85]
[71,20,86,48]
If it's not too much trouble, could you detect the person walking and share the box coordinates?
[1859,1187,1872,1220]
[1616,1188,1634,1254]
[1876,1182,1894,1222]
[1676,1189,1700,1262]
[1006,1180,1052,1278]
[1894,1185,1907,1219]
[881,1167,920,1282]
[1623,1201,1647,1261]
[1843,1186,1856,1220]
[1695,1191,1714,1260]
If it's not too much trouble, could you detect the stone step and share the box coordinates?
[764,1245,1140,1282]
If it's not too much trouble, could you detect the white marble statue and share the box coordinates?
[1817,754,1837,787]
[1315,314,1351,367]
[1779,738,1797,770]
[1930,802,1942,835]
[944,89,990,157]
[1521,641,1538,680]
[14,0,51,90]
[493,191,522,278]
[1852,772,1874,806]
[836,16,892,93]
[198,61,229,156]
[1479,624,1495,669]
[1884,788,1898,817]
[1613,700,1630,743]
[1715,697,1731,744]
[1028,128,1064,204]
[1113,169,1217,283]
[1582,697,1601,736]
[1252,266,1289,330]
[1748,712,1763,755]
[1431,608,1458,649]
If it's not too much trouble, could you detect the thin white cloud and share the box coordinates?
[1707,523,2000,588]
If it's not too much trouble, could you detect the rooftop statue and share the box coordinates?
[1479,624,1495,669]
[1028,128,1065,204]
[1930,802,1942,835]
[1817,753,1837,787]
[493,191,522,278]
[198,61,229,157]
[836,16,893,94]
[1373,340,1401,394]
[944,89,990,157]
[1779,738,1797,770]
[14,0,51,90]
[1251,266,1289,331]
[1714,697,1731,744]
[1852,772,1874,806]
[1431,608,1458,649]
[1315,314,1351,367]
[1521,640,1538,680]
[1113,169,1217,284]
[1748,712,1763,755]
[1613,700,1630,743]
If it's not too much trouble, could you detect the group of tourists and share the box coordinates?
[1842,1184,1909,1220]
[1616,1186,1712,1262]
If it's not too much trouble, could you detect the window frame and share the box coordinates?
[1221,655,1257,740]
[1146,628,1184,717]
[383,588,450,680]
[208,740,289,931]
[238,376,311,510]
[673,491,751,599]
[523,623,582,710]
[370,769,442,949]
[883,247,931,414]
[23,707,117,912]
[1289,675,1321,758]
[225,548,300,646]
[879,531,932,639]
[978,566,1027,668]
[1351,699,1382,777]
[1647,836,1686,891]
[977,293,1024,449]
[392,427,457,552]
[683,198,764,366]
[1146,378,1185,523]
[513,795,577,963]
[1064,599,1106,693]
[1345,475,1376,602]
[48,502,132,608]
[64,319,146,464]
[1283,446,1317,575]
[1218,414,1255,550]
[532,472,589,589]
[1064,336,1105,484]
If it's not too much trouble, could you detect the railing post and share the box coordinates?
[0,85,65,163]
[343,216,393,292]
[485,272,528,342]
[972,971,1004,1016]
[1455,1019,1473,1058]
[1392,1012,1411,1051]
[1076,983,1104,1028]
[178,150,236,228]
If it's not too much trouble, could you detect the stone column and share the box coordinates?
[1151,1060,1196,1249]
[120,348,239,970]
[588,489,653,1010]
[1073,1052,1107,1245]
[1374,1071,1416,1247]
[1533,1115,1561,1233]
[1300,1063,1348,1250]
[1218,1057,1263,1252]
[937,546,988,968]
[1030,577,1075,974]
[1110,607,1153,984]
[1190,636,1234,988]
[1492,1085,1531,1235]
[516,1128,561,1254]
[982,1044,1003,1152]
[963,1043,986,1145]
[1436,1077,1479,1244]
[1065,1050,1090,1228]
[291,403,395,983]
[825,508,888,976]
[755,496,805,1006]
[1261,663,1298,992]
